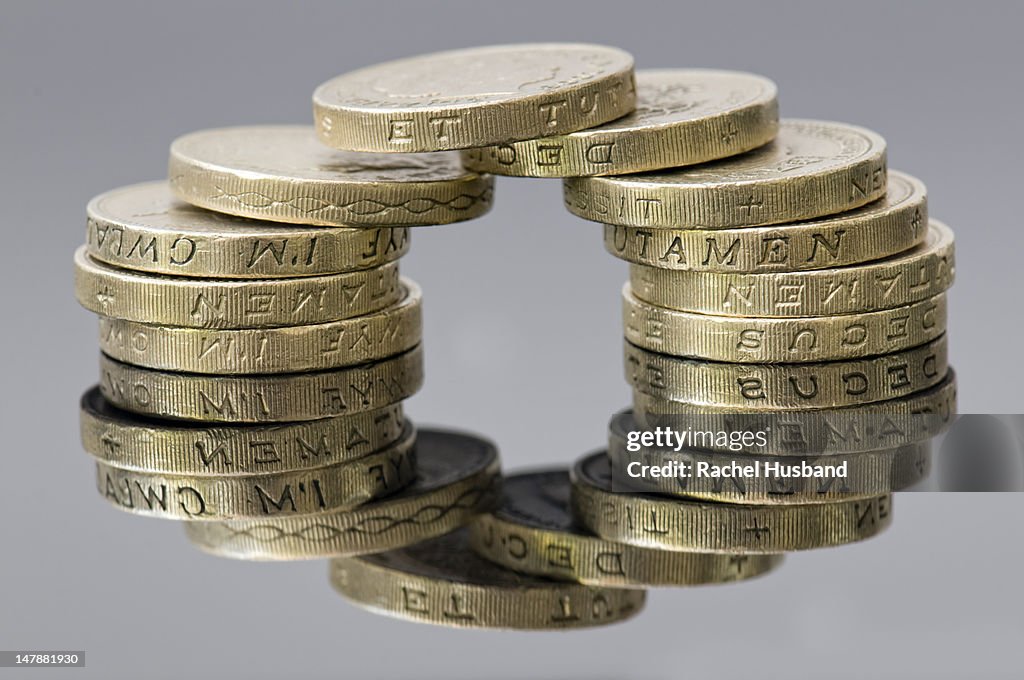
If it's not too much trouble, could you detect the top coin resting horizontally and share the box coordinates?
[168,126,493,226]
[461,69,779,177]
[312,44,637,152]
[563,119,887,228]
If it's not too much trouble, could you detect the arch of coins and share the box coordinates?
[74,43,955,631]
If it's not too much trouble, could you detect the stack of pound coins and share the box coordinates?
[73,124,504,561]
[539,73,955,556]
[309,43,650,629]
[459,65,956,580]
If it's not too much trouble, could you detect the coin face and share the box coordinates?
[564,119,887,228]
[313,44,637,151]
[168,126,493,226]
[656,119,878,183]
[173,125,472,181]
[462,69,779,177]
[490,468,576,532]
[85,182,411,278]
[597,69,774,129]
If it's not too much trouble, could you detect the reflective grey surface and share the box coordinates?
[2,1,1023,678]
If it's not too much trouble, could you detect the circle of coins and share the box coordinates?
[563,119,888,228]
[625,336,948,410]
[571,453,893,553]
[184,429,501,560]
[93,427,416,520]
[69,44,966,631]
[469,469,783,587]
[97,280,422,374]
[85,182,411,278]
[74,247,403,329]
[631,369,957,455]
[98,346,423,423]
[629,221,954,317]
[606,412,931,504]
[623,286,947,363]
[603,171,928,272]
[168,126,493,226]
[80,387,408,474]
[312,44,637,152]
[461,69,778,177]
[330,529,646,630]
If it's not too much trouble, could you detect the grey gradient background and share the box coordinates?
[2,1,1023,678]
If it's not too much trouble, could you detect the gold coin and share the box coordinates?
[461,69,778,177]
[469,469,783,587]
[74,246,402,329]
[624,285,947,363]
[184,429,501,560]
[79,386,406,474]
[625,336,948,410]
[632,369,957,455]
[98,346,423,423]
[331,529,645,630]
[630,220,954,317]
[85,181,410,278]
[571,452,893,553]
[564,119,887,228]
[604,171,927,271]
[607,411,931,504]
[312,43,636,152]
[97,280,422,374]
[93,425,416,520]
[168,126,493,226]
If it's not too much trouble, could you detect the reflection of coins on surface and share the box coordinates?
[626,336,948,410]
[604,171,928,271]
[607,411,931,504]
[168,126,493,226]
[75,247,402,329]
[571,452,893,553]
[469,469,783,587]
[313,44,637,152]
[462,69,778,177]
[624,285,947,363]
[93,426,416,520]
[632,369,958,455]
[97,280,422,374]
[184,429,501,560]
[331,529,645,630]
[98,346,423,423]
[630,221,954,318]
[564,119,886,228]
[79,386,407,474]
[85,182,411,278]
